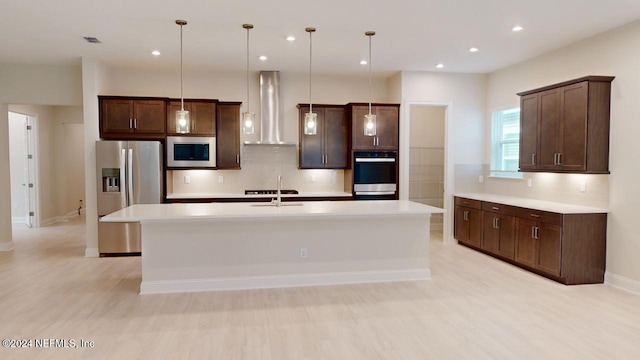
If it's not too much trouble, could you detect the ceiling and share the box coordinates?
[2,0,640,76]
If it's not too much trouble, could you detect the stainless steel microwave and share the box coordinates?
[166,136,216,168]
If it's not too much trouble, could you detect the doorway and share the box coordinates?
[8,111,38,228]
[400,101,450,242]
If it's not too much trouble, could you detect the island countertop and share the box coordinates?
[100,200,445,222]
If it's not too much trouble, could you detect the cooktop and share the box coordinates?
[244,189,299,195]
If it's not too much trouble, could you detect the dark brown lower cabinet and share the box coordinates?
[454,196,607,285]
[454,198,482,249]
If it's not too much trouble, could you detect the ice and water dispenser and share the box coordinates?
[101,168,120,193]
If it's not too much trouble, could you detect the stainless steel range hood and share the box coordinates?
[244,71,297,146]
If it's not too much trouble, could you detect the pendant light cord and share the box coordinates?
[309,29,313,114]
[180,23,184,111]
[368,33,372,115]
[246,26,250,112]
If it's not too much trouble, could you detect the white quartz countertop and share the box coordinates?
[100,200,445,222]
[454,193,608,214]
[166,191,352,199]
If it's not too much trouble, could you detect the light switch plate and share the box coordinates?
[527,178,532,187]
[184,175,190,184]
[580,181,587,192]
[478,175,484,183]
[218,175,224,184]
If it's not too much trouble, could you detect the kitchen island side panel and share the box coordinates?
[140,214,431,294]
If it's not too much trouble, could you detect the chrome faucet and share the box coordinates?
[273,174,283,207]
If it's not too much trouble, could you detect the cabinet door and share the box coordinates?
[133,100,166,135]
[166,101,192,134]
[299,106,325,168]
[324,107,348,168]
[375,106,399,149]
[536,223,562,276]
[496,215,516,260]
[351,105,376,150]
[559,82,588,172]
[537,89,561,170]
[467,208,482,248]
[100,98,134,134]
[519,94,538,171]
[515,218,537,268]
[216,103,240,169]
[481,212,500,255]
[191,101,216,136]
[454,206,469,243]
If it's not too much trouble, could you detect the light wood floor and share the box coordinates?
[1,216,639,359]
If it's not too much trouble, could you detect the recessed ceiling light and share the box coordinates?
[259,55,267,61]
[436,63,444,69]
[360,60,367,65]
[469,47,479,53]
[152,50,161,56]
[512,25,524,32]
[286,36,295,41]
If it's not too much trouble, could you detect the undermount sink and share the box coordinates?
[250,203,304,207]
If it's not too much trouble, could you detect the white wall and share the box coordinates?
[485,20,640,288]
[8,112,26,223]
[399,71,487,242]
[0,103,12,251]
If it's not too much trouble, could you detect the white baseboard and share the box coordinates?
[140,269,432,295]
[605,272,640,295]
[85,247,99,258]
[0,241,15,252]
[11,216,26,224]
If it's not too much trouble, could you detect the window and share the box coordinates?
[490,107,522,178]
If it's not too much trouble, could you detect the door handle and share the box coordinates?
[120,149,127,209]
[463,210,469,221]
[494,218,500,229]
[127,149,134,206]
[129,119,133,129]
[534,227,539,239]
[236,154,240,164]
[557,153,562,165]
[531,153,536,165]
[133,118,137,129]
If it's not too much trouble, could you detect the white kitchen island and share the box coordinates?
[100,200,444,294]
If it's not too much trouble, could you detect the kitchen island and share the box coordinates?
[101,200,444,294]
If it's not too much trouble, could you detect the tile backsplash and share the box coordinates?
[169,145,346,194]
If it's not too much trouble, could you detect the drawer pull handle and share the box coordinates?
[463,201,469,204]
[530,214,540,218]
[492,207,499,210]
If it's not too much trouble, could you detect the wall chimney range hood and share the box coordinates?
[243,71,297,146]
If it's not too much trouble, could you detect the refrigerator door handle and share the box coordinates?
[119,149,127,209]
[127,148,134,207]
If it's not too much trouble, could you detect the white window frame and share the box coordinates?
[490,107,523,179]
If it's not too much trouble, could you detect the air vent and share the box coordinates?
[83,36,102,44]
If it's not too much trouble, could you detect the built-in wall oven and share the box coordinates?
[353,151,397,200]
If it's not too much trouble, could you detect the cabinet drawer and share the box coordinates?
[516,208,562,226]
[455,197,481,209]
[482,202,516,216]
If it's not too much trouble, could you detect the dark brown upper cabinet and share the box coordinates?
[99,96,167,139]
[517,76,614,174]
[166,99,216,136]
[298,104,349,169]
[349,104,399,151]
[216,102,241,169]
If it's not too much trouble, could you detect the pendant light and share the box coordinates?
[304,27,317,135]
[175,20,190,134]
[242,24,255,135]
[364,31,376,136]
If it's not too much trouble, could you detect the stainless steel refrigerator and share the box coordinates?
[96,141,162,255]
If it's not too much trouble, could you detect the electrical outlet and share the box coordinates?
[478,175,484,183]
[527,178,532,187]
[310,174,316,182]
[218,175,224,184]
[300,247,307,258]
[184,175,190,184]
[580,181,587,193]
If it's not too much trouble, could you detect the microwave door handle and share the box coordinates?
[127,148,134,206]
[119,149,127,209]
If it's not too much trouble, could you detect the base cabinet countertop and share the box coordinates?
[454,193,607,285]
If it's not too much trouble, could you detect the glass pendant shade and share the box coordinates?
[242,111,255,134]
[364,114,377,136]
[304,112,317,135]
[176,110,190,134]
